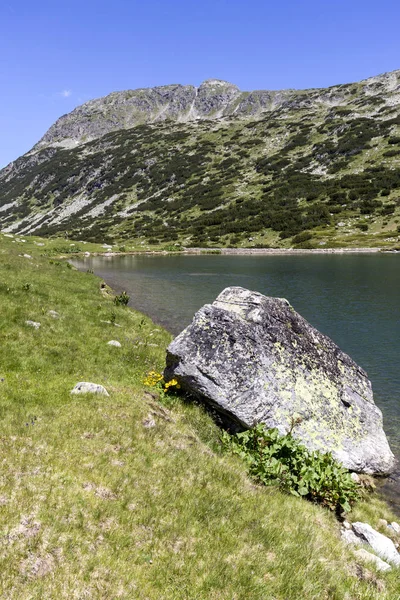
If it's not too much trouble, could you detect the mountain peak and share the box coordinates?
[199,79,240,90]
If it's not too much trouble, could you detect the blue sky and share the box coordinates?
[1,0,399,167]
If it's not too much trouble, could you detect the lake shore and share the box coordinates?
[82,246,391,258]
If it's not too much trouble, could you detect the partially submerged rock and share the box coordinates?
[165,286,395,475]
[70,382,109,396]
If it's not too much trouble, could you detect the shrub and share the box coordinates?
[113,291,129,306]
[222,424,359,513]
[292,231,312,244]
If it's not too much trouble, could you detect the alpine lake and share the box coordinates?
[72,252,400,512]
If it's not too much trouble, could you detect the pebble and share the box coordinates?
[25,320,41,329]
[142,416,156,428]
[107,340,121,347]
[388,522,400,534]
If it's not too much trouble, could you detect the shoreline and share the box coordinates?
[78,246,393,258]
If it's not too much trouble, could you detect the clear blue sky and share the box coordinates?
[1,0,399,167]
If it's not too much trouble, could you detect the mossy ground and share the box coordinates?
[0,233,399,599]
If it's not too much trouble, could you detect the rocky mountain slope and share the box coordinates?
[1,71,400,248]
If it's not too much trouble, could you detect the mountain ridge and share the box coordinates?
[29,70,400,153]
[1,68,400,249]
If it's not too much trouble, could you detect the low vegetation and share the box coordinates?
[1,74,400,251]
[221,424,360,513]
[0,233,399,599]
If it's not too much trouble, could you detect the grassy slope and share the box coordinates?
[0,234,399,599]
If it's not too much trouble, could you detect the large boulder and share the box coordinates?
[164,287,395,475]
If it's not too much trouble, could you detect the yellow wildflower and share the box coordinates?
[163,378,181,391]
[143,371,164,386]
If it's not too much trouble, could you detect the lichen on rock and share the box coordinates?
[164,286,395,475]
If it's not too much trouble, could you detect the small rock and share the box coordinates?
[142,415,156,429]
[84,252,91,257]
[378,519,388,527]
[352,522,400,566]
[343,521,352,530]
[351,472,361,483]
[23,254,32,259]
[107,340,121,348]
[71,382,109,396]
[25,320,41,329]
[388,522,400,534]
[48,310,60,319]
[341,529,361,545]
[337,221,346,227]
[354,548,392,572]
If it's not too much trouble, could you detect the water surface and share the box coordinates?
[72,253,400,510]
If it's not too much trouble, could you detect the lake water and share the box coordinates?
[72,253,400,510]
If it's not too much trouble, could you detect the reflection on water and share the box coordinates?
[72,253,400,511]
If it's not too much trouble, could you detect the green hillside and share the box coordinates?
[1,71,400,249]
[0,233,399,599]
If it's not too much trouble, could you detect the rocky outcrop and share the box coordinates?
[164,286,395,475]
[29,69,400,151]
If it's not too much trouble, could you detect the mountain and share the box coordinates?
[1,71,400,248]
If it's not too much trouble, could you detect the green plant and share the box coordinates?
[221,424,359,513]
[143,370,181,407]
[113,290,129,306]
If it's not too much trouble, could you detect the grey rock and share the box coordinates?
[25,320,40,329]
[22,254,32,259]
[142,415,156,429]
[48,310,60,319]
[354,548,392,572]
[107,340,121,347]
[70,382,109,396]
[388,522,400,534]
[341,529,362,545]
[352,522,400,566]
[351,472,361,483]
[164,286,395,475]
